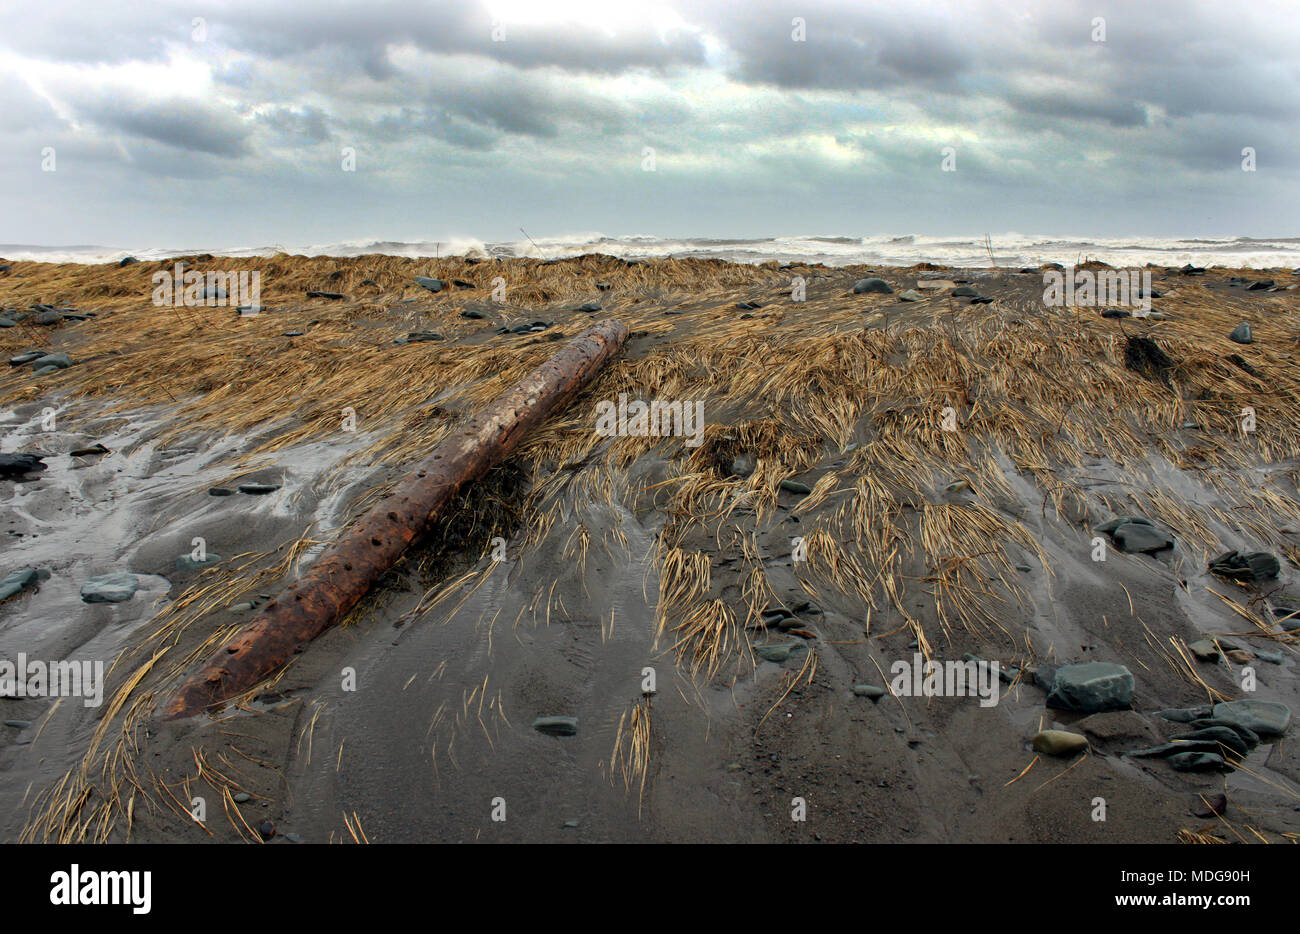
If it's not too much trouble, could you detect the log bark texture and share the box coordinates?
[164,319,629,719]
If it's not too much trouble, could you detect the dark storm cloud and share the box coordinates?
[89,97,252,156]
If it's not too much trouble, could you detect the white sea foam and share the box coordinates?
[3,233,1298,269]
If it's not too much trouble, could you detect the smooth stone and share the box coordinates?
[1101,308,1132,319]
[34,353,71,369]
[1246,280,1274,291]
[951,285,979,297]
[1157,706,1212,723]
[305,291,344,299]
[852,684,887,701]
[228,602,254,613]
[578,301,602,312]
[755,642,806,663]
[915,279,955,290]
[259,820,275,840]
[944,479,970,493]
[34,311,61,325]
[283,331,305,337]
[1188,639,1220,661]
[1113,521,1174,553]
[80,571,140,604]
[0,567,40,601]
[780,479,812,494]
[1173,726,1248,757]
[1253,647,1284,664]
[0,453,46,478]
[1210,700,1290,737]
[1208,550,1279,582]
[233,792,251,803]
[0,318,15,328]
[461,310,485,319]
[853,278,893,294]
[969,296,995,304]
[118,256,139,267]
[1046,662,1134,712]
[596,282,612,291]
[237,483,280,494]
[730,453,756,478]
[1032,730,1089,756]
[898,289,925,302]
[31,365,59,377]
[1229,323,1253,344]
[69,443,109,457]
[4,720,32,729]
[1168,751,1227,772]
[208,487,234,496]
[1193,793,1227,818]
[176,553,223,572]
[533,715,578,736]
[413,276,443,293]
[406,332,444,342]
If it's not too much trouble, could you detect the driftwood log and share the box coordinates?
[164,318,630,719]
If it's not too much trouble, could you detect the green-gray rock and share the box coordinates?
[176,553,223,572]
[853,277,893,294]
[1173,727,1248,757]
[898,289,925,302]
[80,571,140,604]
[1187,639,1220,661]
[1168,751,1227,772]
[0,568,40,601]
[852,684,887,701]
[1046,662,1134,713]
[1228,322,1252,344]
[779,479,811,495]
[1210,700,1290,737]
[755,642,806,663]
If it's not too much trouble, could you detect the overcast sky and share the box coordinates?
[1,0,1296,249]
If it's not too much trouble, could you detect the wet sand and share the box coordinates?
[2,255,1298,843]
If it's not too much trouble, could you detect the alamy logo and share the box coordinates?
[151,264,261,308]
[889,653,1000,707]
[1042,268,1152,315]
[0,655,104,707]
[50,865,151,914]
[594,393,705,447]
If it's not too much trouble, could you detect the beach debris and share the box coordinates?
[1247,279,1274,291]
[238,482,281,495]
[914,279,955,290]
[1094,515,1173,553]
[165,319,631,719]
[0,453,46,479]
[413,276,442,293]
[1123,336,1174,381]
[1229,322,1253,343]
[0,568,40,602]
[1208,549,1279,582]
[1032,730,1088,757]
[533,716,578,736]
[596,281,612,291]
[944,479,970,493]
[1045,661,1134,713]
[735,300,762,309]
[853,684,887,701]
[853,277,892,294]
[80,571,140,604]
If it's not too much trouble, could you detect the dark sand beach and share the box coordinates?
[1,254,1297,843]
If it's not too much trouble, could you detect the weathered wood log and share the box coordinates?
[164,319,629,719]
